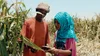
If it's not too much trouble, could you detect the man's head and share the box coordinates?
[36,3,50,13]
[35,3,50,22]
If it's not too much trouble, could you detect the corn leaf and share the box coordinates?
[21,36,43,51]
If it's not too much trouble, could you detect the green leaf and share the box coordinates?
[17,2,26,8]
[0,0,3,8]
[7,2,26,12]
[10,2,26,8]
[0,40,8,56]
[0,23,4,35]
[21,36,43,51]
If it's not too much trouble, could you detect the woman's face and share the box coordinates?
[54,19,60,30]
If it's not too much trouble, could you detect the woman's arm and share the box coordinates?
[51,48,71,55]
[42,46,71,56]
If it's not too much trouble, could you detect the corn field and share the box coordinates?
[74,16,100,56]
[0,0,100,56]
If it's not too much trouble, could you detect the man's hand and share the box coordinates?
[31,48,37,53]
[27,46,37,53]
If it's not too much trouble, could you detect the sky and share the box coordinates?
[7,0,100,21]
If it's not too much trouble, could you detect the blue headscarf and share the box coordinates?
[54,12,78,43]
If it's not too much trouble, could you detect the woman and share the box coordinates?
[43,12,78,56]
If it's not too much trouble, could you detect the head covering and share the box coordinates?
[36,2,50,13]
[36,11,44,16]
[54,12,78,42]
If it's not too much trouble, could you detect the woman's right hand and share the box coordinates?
[41,46,55,53]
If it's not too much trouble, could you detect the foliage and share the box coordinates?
[48,19,56,35]
[0,0,41,56]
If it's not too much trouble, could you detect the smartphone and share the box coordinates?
[41,46,50,50]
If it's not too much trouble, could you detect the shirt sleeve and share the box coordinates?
[45,25,50,45]
[20,20,31,38]
[65,38,76,56]
[20,21,27,37]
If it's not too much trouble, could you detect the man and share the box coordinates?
[20,3,50,56]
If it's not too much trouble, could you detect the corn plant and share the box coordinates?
[0,0,42,56]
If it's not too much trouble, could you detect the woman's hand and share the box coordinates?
[41,46,55,53]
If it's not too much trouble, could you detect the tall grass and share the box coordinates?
[0,0,32,56]
[0,0,43,56]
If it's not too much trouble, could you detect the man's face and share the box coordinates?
[36,9,47,18]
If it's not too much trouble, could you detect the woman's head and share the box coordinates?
[54,12,78,42]
[54,12,72,31]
